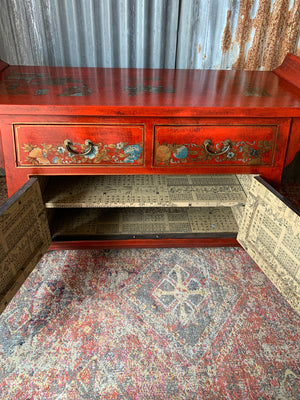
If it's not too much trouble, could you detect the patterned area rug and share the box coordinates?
[0,177,300,398]
[0,247,299,399]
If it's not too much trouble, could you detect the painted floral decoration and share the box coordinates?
[22,141,143,165]
[156,140,272,165]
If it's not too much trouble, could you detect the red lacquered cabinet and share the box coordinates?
[0,54,299,315]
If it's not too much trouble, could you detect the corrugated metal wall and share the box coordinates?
[0,0,299,70]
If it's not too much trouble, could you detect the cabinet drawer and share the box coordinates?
[154,124,278,167]
[15,124,144,166]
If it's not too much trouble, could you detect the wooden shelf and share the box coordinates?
[43,175,247,209]
[50,206,239,241]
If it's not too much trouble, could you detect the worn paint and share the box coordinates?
[0,73,92,96]
[123,84,176,96]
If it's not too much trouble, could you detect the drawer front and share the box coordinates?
[154,125,278,167]
[15,124,144,166]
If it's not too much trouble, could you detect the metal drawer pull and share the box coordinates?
[203,139,231,156]
[64,139,94,155]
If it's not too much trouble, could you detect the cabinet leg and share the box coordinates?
[5,173,29,198]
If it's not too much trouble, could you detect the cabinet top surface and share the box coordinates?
[0,63,300,116]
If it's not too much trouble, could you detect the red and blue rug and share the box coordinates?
[0,247,299,399]
[0,177,299,398]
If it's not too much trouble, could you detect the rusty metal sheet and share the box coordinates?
[0,0,299,70]
[176,0,300,70]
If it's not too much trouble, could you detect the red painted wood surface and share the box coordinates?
[0,137,4,170]
[0,54,299,249]
[0,56,299,117]
[1,114,291,196]
[49,237,240,250]
[154,124,277,167]
[1,115,290,195]
[15,124,144,166]
[0,59,9,74]
[0,59,8,168]
[285,118,300,168]
[274,53,300,92]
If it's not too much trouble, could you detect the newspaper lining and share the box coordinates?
[0,180,51,314]
[238,177,300,314]
[52,207,239,237]
[44,175,247,208]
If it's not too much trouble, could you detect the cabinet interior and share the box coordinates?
[36,174,252,241]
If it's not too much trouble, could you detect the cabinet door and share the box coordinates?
[237,176,300,314]
[0,178,51,314]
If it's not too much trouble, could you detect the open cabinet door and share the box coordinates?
[0,178,51,314]
[238,176,300,314]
